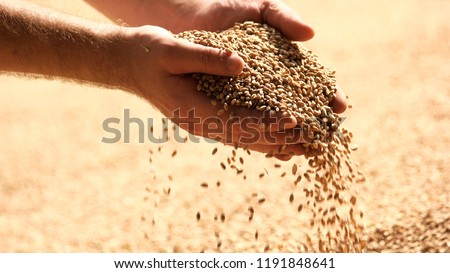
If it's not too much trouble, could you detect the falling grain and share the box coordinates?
[163,21,369,253]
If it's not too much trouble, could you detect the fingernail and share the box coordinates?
[280,114,297,130]
[226,53,244,74]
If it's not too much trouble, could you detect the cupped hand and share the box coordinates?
[182,0,347,113]
[88,0,347,114]
[121,26,312,160]
[112,0,348,160]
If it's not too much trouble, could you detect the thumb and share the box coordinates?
[165,39,245,76]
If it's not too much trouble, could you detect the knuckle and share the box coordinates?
[200,47,217,68]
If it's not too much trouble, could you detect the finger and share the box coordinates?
[330,86,348,114]
[236,124,308,146]
[258,110,297,132]
[264,127,308,144]
[273,154,293,161]
[189,113,307,147]
[236,143,305,157]
[165,39,245,76]
[202,130,306,156]
[227,105,297,132]
[259,0,315,41]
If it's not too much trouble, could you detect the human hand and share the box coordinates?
[120,26,309,160]
[86,0,347,114]
[174,0,347,114]
[97,0,348,160]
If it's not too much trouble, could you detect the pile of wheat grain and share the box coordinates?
[365,206,449,253]
[177,22,341,150]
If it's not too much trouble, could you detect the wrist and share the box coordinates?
[110,25,173,97]
[94,25,137,91]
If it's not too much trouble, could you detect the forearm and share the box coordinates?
[85,0,203,32]
[0,0,131,89]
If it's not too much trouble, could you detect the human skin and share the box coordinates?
[0,0,347,160]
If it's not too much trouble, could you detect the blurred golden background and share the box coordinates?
[0,0,448,252]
